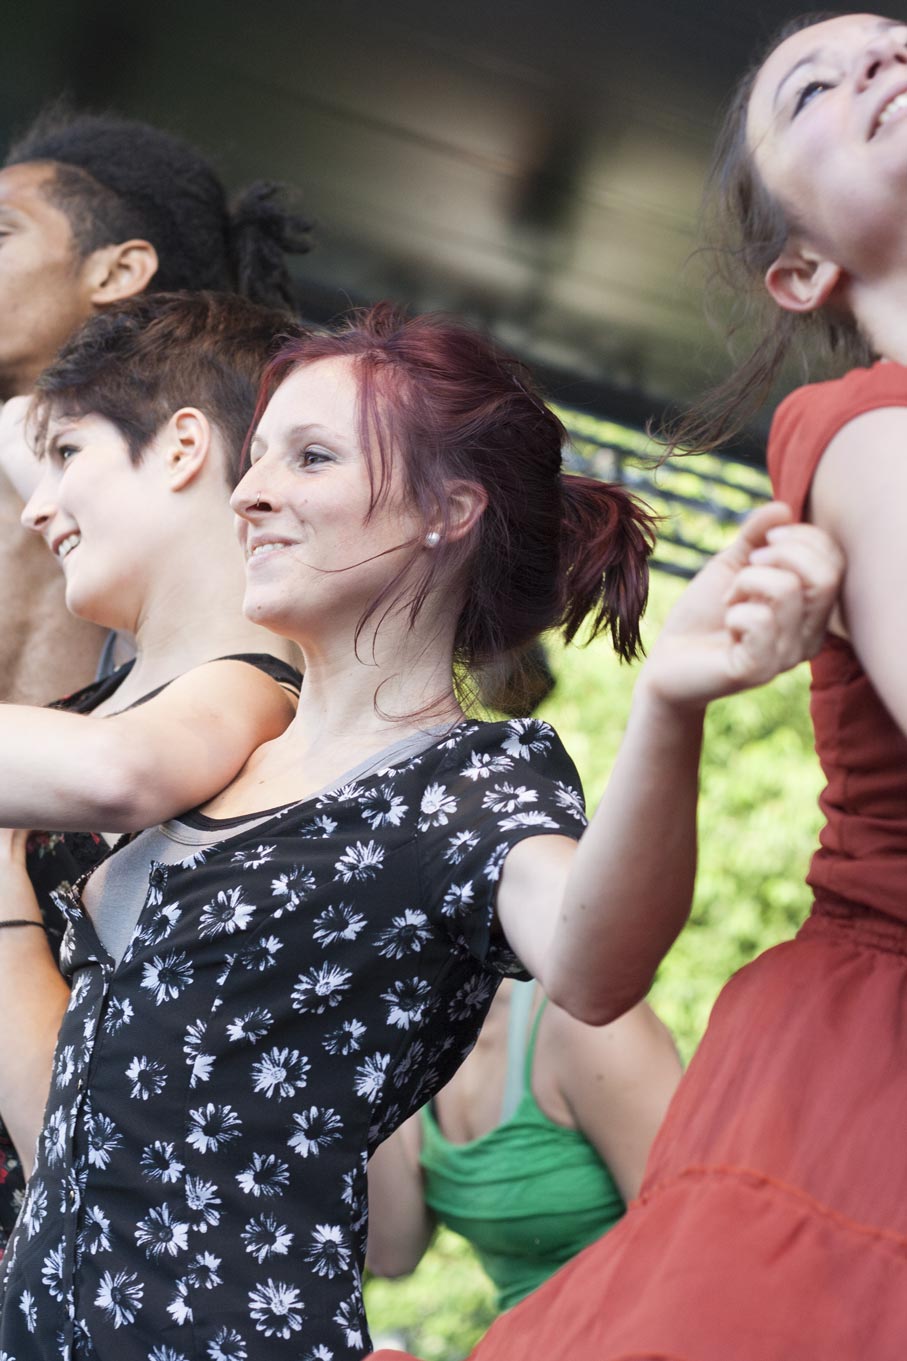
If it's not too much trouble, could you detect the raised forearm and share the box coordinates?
[545,683,704,1024]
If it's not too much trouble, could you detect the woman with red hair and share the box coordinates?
[0,304,837,1360]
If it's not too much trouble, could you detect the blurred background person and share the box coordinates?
[367,978,680,1313]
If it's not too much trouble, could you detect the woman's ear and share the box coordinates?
[437,479,488,543]
[765,240,842,314]
[162,408,213,491]
[84,239,160,307]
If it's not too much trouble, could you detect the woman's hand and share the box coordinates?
[641,502,843,710]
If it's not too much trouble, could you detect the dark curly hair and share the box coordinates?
[6,108,313,309]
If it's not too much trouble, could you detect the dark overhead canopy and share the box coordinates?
[3,1,888,443]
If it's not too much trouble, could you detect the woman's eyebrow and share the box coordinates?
[773,18,904,110]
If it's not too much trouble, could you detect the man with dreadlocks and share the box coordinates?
[0,107,311,703]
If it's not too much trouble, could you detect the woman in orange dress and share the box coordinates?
[368,13,907,1361]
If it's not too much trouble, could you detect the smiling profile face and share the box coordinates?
[21,411,163,629]
[232,356,423,645]
[747,13,907,279]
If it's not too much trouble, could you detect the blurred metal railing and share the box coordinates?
[558,406,771,580]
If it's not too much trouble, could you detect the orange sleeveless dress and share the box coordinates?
[369,362,907,1361]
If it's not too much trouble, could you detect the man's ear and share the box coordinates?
[161,408,213,491]
[84,239,160,306]
[765,240,842,314]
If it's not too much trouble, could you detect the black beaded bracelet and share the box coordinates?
[0,919,46,931]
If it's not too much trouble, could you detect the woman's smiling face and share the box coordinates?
[747,14,907,277]
[232,356,423,643]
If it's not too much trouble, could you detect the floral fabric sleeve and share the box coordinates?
[417,718,587,975]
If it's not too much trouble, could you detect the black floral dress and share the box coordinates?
[0,655,301,1255]
[0,718,585,1360]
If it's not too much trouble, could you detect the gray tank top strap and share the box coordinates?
[500,979,536,1122]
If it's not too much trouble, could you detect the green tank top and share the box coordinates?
[419,986,626,1312]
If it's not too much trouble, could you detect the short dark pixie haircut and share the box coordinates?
[6,108,312,308]
[31,292,304,486]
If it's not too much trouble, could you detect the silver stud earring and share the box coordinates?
[424,530,441,548]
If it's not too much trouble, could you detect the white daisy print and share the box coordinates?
[501,718,552,759]
[441,881,475,917]
[141,951,194,1005]
[134,1203,190,1259]
[241,1213,294,1264]
[54,1045,76,1088]
[139,1140,185,1184]
[186,1103,242,1153]
[381,977,432,1030]
[22,1186,47,1241]
[360,784,408,829]
[291,963,352,1014]
[39,1244,66,1302]
[199,887,256,937]
[139,902,182,947]
[225,1007,274,1045]
[418,782,458,830]
[287,1106,343,1158]
[251,1046,311,1100]
[248,1279,305,1339]
[312,903,366,945]
[321,1017,366,1056]
[85,1112,122,1169]
[460,750,513,781]
[166,1279,192,1326]
[94,1269,143,1328]
[305,1224,350,1279]
[231,844,276,869]
[482,782,538,814]
[184,1177,222,1232]
[102,995,134,1034]
[186,1251,222,1289]
[270,866,316,914]
[333,1295,363,1349]
[77,1204,110,1255]
[42,1107,69,1167]
[443,829,480,863]
[206,1327,248,1361]
[237,934,283,972]
[333,840,384,882]
[374,908,432,959]
[353,1052,390,1102]
[149,1346,189,1361]
[449,972,496,1020]
[125,1055,168,1100]
[553,779,587,823]
[499,809,560,830]
[18,1290,37,1334]
[235,1153,290,1199]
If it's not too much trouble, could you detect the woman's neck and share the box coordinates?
[847,271,907,364]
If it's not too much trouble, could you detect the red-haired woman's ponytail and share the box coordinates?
[559,475,657,661]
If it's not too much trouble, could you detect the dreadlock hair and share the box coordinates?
[6,108,312,310]
[661,12,874,459]
[31,292,304,486]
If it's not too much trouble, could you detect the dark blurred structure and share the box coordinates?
[3,1,885,455]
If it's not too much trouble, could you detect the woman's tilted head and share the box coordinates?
[662,11,907,457]
[234,303,655,701]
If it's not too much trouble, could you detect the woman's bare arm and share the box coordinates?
[496,506,843,1024]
